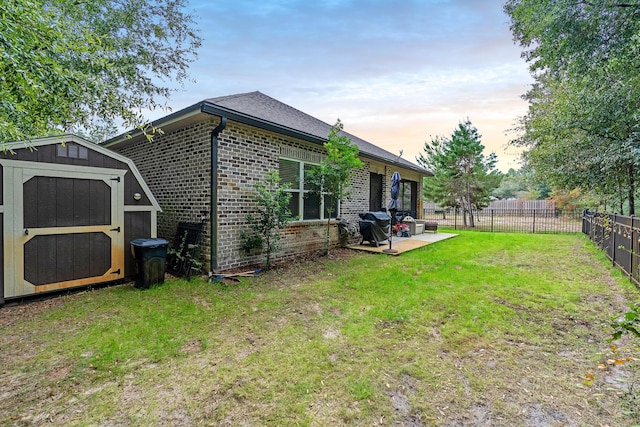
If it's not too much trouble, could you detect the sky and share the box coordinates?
[156,0,533,172]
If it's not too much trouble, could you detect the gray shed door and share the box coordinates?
[2,161,125,298]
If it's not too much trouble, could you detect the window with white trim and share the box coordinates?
[279,158,339,221]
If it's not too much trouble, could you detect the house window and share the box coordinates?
[279,158,338,221]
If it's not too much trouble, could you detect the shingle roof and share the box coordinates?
[203,91,429,175]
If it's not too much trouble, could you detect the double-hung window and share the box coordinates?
[279,158,339,221]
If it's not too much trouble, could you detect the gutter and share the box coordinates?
[208,116,227,275]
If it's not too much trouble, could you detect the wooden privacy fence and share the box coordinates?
[582,211,640,286]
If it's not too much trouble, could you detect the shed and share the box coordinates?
[0,135,161,304]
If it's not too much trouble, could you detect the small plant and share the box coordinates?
[240,230,263,253]
[242,170,295,270]
[600,304,640,423]
[611,303,640,341]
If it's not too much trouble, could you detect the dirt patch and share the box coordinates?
[526,404,570,427]
[0,295,71,326]
[387,389,425,427]
[323,328,340,339]
[180,339,204,353]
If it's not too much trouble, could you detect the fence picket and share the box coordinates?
[582,211,640,287]
[422,207,582,234]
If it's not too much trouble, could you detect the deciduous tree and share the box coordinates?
[242,171,295,270]
[505,0,640,213]
[306,120,363,255]
[0,0,201,144]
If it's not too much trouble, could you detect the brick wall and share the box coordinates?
[115,119,212,256]
[340,160,370,219]
[112,117,374,272]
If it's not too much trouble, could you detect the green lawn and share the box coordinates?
[1,231,638,426]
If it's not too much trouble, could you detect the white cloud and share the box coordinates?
[150,0,532,171]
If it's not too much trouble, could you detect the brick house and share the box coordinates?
[102,91,431,273]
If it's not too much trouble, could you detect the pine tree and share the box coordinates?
[417,120,500,227]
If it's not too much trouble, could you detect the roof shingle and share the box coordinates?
[204,91,429,174]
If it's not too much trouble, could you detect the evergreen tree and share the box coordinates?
[417,120,500,227]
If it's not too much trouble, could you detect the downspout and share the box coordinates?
[209,117,227,276]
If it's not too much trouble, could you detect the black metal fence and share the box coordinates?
[582,211,640,285]
[422,208,583,234]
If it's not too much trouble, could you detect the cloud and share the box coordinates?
[158,0,532,171]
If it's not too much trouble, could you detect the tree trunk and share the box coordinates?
[324,217,331,255]
[616,176,624,215]
[264,235,272,270]
[629,164,636,216]
[461,200,468,227]
[466,180,474,227]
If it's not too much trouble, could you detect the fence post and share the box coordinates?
[454,208,457,230]
[532,209,536,233]
[491,209,494,233]
[612,213,616,267]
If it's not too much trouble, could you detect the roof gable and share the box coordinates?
[5,134,161,211]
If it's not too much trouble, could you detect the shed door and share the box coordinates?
[2,161,125,298]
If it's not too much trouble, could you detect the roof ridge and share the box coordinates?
[205,91,261,103]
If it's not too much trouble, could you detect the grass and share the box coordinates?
[1,230,639,426]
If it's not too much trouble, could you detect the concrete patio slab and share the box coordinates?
[347,232,458,255]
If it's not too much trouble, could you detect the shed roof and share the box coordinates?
[5,134,161,211]
[104,91,431,176]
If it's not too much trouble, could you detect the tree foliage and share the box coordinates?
[493,167,550,200]
[306,119,363,254]
[417,120,500,227]
[505,0,640,214]
[242,171,295,270]
[0,0,202,144]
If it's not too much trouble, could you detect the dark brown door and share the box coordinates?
[369,173,383,212]
[400,180,418,218]
[3,161,124,297]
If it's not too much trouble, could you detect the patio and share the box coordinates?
[347,232,457,255]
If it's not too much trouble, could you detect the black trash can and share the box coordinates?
[130,238,169,289]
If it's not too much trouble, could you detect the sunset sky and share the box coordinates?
[158,0,533,171]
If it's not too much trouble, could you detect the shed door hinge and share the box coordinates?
[110,226,121,232]
[110,177,121,182]
[111,269,121,275]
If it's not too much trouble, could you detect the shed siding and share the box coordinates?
[0,213,3,305]
[1,136,159,302]
[113,120,213,264]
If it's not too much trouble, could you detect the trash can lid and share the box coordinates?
[130,238,169,248]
